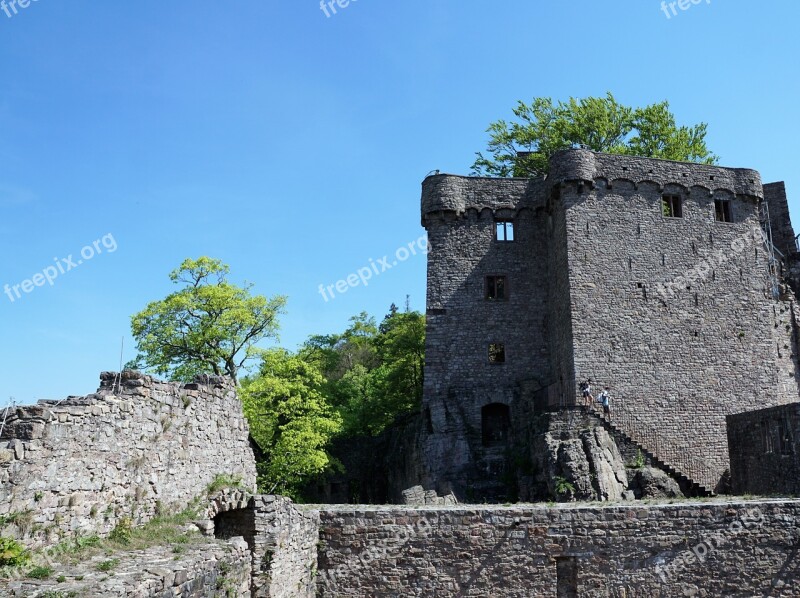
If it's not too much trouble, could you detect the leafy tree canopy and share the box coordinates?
[300,303,425,437]
[241,349,343,499]
[128,257,286,384]
[471,92,718,178]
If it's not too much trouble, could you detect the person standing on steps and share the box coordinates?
[580,378,594,411]
[598,387,611,420]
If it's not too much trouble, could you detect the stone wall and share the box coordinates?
[250,495,319,598]
[764,181,797,259]
[557,168,795,489]
[421,176,552,497]
[728,403,800,496]
[0,371,257,549]
[315,499,800,596]
[2,536,252,597]
[419,149,800,498]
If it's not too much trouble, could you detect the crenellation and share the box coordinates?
[420,149,800,500]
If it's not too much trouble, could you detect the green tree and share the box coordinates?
[471,93,717,178]
[300,305,425,437]
[241,349,343,498]
[129,257,286,384]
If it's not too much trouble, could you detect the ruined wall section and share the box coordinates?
[315,500,800,597]
[250,496,319,598]
[421,175,552,498]
[0,371,257,549]
[548,151,796,490]
[728,403,800,496]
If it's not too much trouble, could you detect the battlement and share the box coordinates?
[419,151,800,501]
[548,149,764,199]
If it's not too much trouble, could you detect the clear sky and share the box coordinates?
[1,0,798,403]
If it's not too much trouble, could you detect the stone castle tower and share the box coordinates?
[420,149,800,500]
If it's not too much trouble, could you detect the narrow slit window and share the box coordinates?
[715,199,732,223]
[662,195,683,218]
[496,220,514,242]
[488,343,506,364]
[486,276,507,301]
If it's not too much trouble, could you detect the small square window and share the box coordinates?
[488,343,505,364]
[496,221,514,242]
[486,276,507,300]
[662,195,683,218]
[715,199,732,223]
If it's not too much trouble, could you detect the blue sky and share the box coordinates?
[1,0,798,403]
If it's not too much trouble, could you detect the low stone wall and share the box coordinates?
[251,496,319,598]
[728,403,800,496]
[315,499,800,596]
[0,371,257,549]
[2,536,251,597]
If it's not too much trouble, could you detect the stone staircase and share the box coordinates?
[584,403,717,496]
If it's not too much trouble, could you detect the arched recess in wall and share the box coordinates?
[482,403,511,447]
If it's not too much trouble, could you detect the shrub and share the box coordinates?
[27,565,53,579]
[0,536,29,567]
[109,517,133,545]
[97,558,119,572]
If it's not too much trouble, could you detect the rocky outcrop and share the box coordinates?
[538,414,629,502]
[628,466,684,499]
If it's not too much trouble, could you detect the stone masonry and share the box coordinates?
[420,149,800,499]
[0,371,257,549]
[314,499,800,597]
[727,402,800,496]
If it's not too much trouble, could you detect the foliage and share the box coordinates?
[207,473,245,495]
[300,304,425,437]
[471,92,718,178]
[0,536,29,567]
[97,558,119,572]
[129,257,286,384]
[108,517,133,545]
[632,449,646,469]
[27,565,53,579]
[554,476,576,500]
[241,349,343,499]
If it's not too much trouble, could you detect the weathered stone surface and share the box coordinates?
[420,149,800,498]
[402,485,458,506]
[628,466,684,499]
[728,402,800,496]
[1,536,251,597]
[0,371,257,549]
[314,499,800,597]
[251,496,319,598]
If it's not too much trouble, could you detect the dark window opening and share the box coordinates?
[662,195,683,218]
[488,343,505,364]
[556,557,579,598]
[486,276,507,300]
[214,508,256,551]
[482,403,511,447]
[496,220,514,242]
[763,421,775,454]
[779,421,793,456]
[715,200,733,223]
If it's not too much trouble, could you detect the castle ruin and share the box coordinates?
[419,149,800,500]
